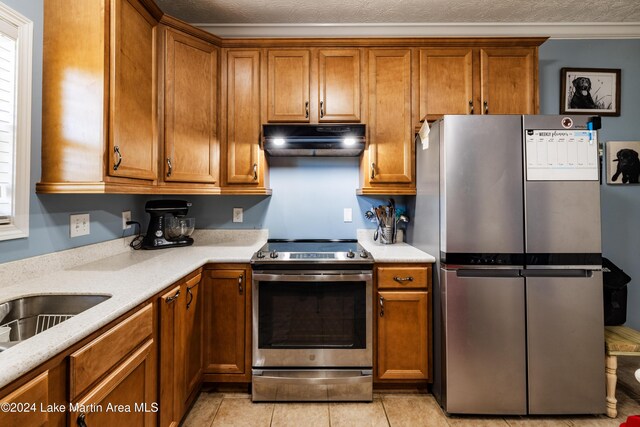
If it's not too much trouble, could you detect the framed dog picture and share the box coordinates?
[560,68,621,116]
[607,141,640,184]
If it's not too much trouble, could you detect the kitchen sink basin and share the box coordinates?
[0,294,111,352]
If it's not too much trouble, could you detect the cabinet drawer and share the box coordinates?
[0,371,49,426]
[377,266,429,289]
[70,304,153,400]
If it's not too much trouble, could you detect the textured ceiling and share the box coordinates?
[156,0,640,24]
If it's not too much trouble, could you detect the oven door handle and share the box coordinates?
[253,370,372,386]
[252,273,372,282]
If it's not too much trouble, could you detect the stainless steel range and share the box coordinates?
[250,239,373,402]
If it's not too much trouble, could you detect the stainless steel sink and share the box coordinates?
[0,294,111,351]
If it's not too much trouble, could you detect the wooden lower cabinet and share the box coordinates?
[203,266,252,382]
[69,340,156,426]
[159,271,203,427]
[0,371,50,427]
[375,264,431,382]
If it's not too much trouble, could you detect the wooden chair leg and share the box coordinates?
[605,354,617,418]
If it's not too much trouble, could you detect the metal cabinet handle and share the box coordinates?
[253,163,258,181]
[469,100,474,114]
[186,286,194,309]
[238,275,244,294]
[165,289,180,304]
[393,276,414,283]
[167,158,172,177]
[370,162,376,180]
[484,100,488,114]
[379,296,384,317]
[305,101,309,118]
[77,413,88,427]
[113,146,122,171]
[320,100,324,118]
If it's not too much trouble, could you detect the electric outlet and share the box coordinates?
[122,211,131,230]
[343,208,353,223]
[233,207,243,223]
[70,213,90,238]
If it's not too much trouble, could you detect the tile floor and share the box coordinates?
[183,358,640,426]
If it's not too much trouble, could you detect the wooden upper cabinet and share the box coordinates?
[224,49,264,186]
[361,49,414,194]
[109,0,158,181]
[163,28,219,184]
[480,48,537,115]
[318,49,361,122]
[419,48,473,121]
[267,49,311,122]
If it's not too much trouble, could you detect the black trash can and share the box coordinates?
[602,257,631,326]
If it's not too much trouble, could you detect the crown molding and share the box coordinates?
[193,22,640,39]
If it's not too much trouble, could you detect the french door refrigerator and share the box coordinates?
[407,115,605,415]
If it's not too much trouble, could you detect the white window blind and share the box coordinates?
[0,2,32,241]
[0,29,16,225]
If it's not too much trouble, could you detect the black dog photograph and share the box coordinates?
[607,141,640,184]
[560,68,621,117]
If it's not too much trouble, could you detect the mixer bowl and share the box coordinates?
[165,217,195,240]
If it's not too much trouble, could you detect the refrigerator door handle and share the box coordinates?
[456,269,521,278]
[521,269,593,278]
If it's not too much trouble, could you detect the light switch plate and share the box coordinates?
[233,207,243,223]
[70,213,90,238]
[344,208,353,223]
[122,211,131,230]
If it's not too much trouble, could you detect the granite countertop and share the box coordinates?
[0,229,434,389]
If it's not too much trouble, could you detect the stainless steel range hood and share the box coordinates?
[262,124,366,156]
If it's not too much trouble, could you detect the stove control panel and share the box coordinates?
[269,250,279,259]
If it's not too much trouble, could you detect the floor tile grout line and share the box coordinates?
[208,396,223,427]
[380,394,393,427]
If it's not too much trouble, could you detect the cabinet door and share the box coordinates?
[376,291,429,381]
[225,50,262,185]
[178,274,203,408]
[164,29,218,184]
[480,48,537,115]
[267,49,310,122]
[367,49,413,186]
[318,49,361,122]
[204,269,248,375]
[159,285,180,427]
[70,340,156,427]
[0,372,49,427]
[419,48,473,121]
[109,0,158,181]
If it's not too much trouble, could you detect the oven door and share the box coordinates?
[252,271,372,368]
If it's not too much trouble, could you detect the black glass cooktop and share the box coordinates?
[263,239,360,253]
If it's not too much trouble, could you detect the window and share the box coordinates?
[0,2,32,241]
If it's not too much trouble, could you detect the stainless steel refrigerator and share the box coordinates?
[407,115,605,415]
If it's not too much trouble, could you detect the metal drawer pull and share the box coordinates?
[77,413,88,427]
[484,100,488,114]
[186,286,194,309]
[166,158,172,177]
[379,296,384,317]
[469,100,474,114]
[238,275,243,294]
[370,162,376,180]
[320,100,324,118]
[253,163,258,181]
[305,101,309,118]
[165,289,180,304]
[113,146,122,171]
[393,276,414,283]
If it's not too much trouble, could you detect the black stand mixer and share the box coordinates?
[142,200,195,249]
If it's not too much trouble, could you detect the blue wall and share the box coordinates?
[539,39,640,329]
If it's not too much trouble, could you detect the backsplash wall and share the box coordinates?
[539,39,640,329]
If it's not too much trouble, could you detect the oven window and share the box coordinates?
[258,281,366,349]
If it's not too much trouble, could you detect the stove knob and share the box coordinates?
[256,250,265,259]
[359,251,369,259]
[269,250,279,259]
[346,249,355,259]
